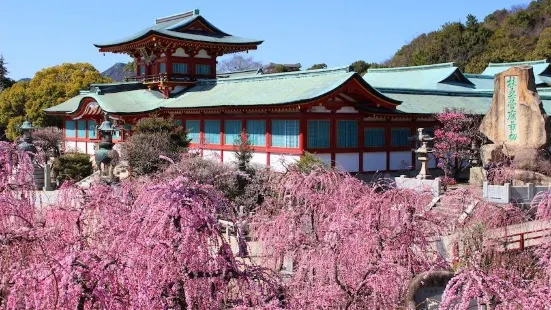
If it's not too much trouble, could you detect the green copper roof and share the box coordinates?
[364,63,475,92]
[384,89,551,115]
[463,74,494,90]
[94,11,262,48]
[45,67,400,115]
[480,59,551,85]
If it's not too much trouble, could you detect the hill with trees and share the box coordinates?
[0,62,111,140]
[385,0,551,73]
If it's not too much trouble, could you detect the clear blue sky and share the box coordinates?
[1,0,531,80]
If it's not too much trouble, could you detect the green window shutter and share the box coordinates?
[247,120,266,146]
[77,120,87,138]
[186,120,200,143]
[364,128,385,147]
[173,63,188,74]
[272,120,299,148]
[87,120,97,139]
[225,120,242,145]
[139,65,145,75]
[204,120,220,144]
[337,120,358,148]
[160,63,166,74]
[391,128,410,147]
[196,64,211,75]
[65,121,75,138]
[307,120,330,148]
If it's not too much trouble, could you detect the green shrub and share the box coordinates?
[122,117,190,176]
[52,152,93,183]
[294,152,328,173]
[134,116,190,151]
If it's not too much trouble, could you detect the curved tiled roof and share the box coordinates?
[45,67,400,115]
[364,63,475,91]
[94,11,262,48]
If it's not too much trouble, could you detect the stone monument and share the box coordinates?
[478,66,551,184]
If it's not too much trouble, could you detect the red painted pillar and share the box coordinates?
[330,112,337,168]
[266,118,272,166]
[358,121,364,173]
[299,112,306,156]
[385,125,391,171]
[199,118,204,157]
[220,119,225,163]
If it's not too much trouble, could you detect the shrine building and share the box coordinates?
[45,9,551,173]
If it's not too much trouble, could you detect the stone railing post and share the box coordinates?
[527,183,535,202]
[504,183,511,203]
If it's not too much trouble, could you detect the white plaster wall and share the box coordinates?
[86,143,95,155]
[250,152,267,166]
[203,150,221,162]
[363,152,386,172]
[222,150,237,164]
[335,153,359,172]
[389,151,412,171]
[195,49,211,58]
[172,48,189,57]
[76,142,86,154]
[313,153,332,166]
[65,141,76,152]
[414,153,438,169]
[269,154,300,172]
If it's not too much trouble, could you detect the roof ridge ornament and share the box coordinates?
[155,9,200,24]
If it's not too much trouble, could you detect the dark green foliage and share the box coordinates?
[123,117,190,176]
[233,130,253,199]
[234,130,253,172]
[349,60,386,75]
[387,0,551,73]
[52,153,93,183]
[307,63,328,70]
[293,152,328,173]
[0,55,14,92]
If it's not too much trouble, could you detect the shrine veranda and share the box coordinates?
[45,9,551,173]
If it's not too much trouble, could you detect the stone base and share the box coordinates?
[469,167,485,186]
[510,169,551,186]
[480,144,545,170]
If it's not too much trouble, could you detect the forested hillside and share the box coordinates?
[387,0,551,73]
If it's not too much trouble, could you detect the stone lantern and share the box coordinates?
[414,128,434,180]
[94,114,119,180]
[18,119,37,153]
[18,119,47,189]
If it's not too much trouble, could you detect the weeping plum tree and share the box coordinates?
[0,142,282,309]
[252,167,456,309]
[433,108,482,185]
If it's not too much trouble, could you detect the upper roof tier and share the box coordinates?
[94,9,263,54]
[480,59,551,85]
[364,63,475,92]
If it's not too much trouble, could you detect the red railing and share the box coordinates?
[124,74,198,83]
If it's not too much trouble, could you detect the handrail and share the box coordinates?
[124,73,198,83]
